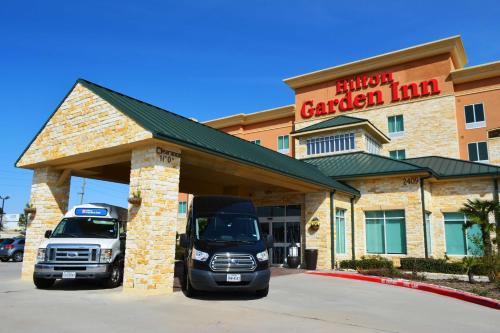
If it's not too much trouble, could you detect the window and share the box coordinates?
[335,209,346,254]
[365,210,406,254]
[250,139,261,145]
[365,135,381,154]
[306,133,355,156]
[178,201,187,215]
[444,213,482,256]
[388,115,404,137]
[425,212,432,257]
[389,149,406,160]
[278,135,289,153]
[467,141,488,162]
[464,103,485,129]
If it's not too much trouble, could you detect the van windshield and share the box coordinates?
[195,214,261,242]
[51,218,118,239]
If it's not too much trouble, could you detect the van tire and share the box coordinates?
[256,286,269,297]
[12,251,23,262]
[0,258,8,262]
[104,260,123,288]
[33,276,55,289]
[182,267,197,297]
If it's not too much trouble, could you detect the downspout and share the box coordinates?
[420,177,430,258]
[350,197,356,261]
[494,178,500,254]
[330,190,335,269]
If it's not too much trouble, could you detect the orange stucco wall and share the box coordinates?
[294,54,456,124]
[217,116,295,156]
[454,76,500,160]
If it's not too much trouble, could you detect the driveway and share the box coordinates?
[0,262,498,333]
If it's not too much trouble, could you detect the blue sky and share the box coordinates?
[1,0,499,213]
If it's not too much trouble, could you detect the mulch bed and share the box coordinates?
[422,279,500,301]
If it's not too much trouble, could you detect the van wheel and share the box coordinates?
[182,267,197,297]
[33,276,55,289]
[256,286,269,297]
[12,251,23,262]
[104,261,123,288]
[0,258,8,262]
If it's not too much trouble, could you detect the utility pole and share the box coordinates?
[78,178,86,204]
[0,195,10,231]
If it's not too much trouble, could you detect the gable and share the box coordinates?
[17,83,152,167]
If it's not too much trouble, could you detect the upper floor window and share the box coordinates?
[388,115,404,137]
[464,103,485,129]
[277,135,289,153]
[178,201,187,215]
[365,135,381,155]
[389,149,406,160]
[468,141,488,163]
[250,139,261,145]
[306,133,355,156]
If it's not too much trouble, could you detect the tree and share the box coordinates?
[459,199,498,258]
[18,213,27,235]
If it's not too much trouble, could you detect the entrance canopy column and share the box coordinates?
[304,192,332,270]
[123,144,181,295]
[21,167,71,280]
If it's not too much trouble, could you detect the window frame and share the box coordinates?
[387,115,405,138]
[425,212,432,257]
[389,149,406,160]
[467,141,489,163]
[364,210,407,255]
[178,201,187,215]
[443,212,483,256]
[277,135,289,154]
[335,208,347,254]
[250,139,261,145]
[464,103,486,130]
[306,132,355,156]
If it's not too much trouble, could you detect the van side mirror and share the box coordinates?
[44,230,52,238]
[266,234,274,248]
[179,233,189,248]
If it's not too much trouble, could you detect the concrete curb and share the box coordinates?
[306,271,500,310]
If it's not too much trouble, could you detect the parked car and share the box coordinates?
[180,196,273,297]
[0,238,25,262]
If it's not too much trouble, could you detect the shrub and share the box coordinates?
[400,257,464,274]
[339,256,393,270]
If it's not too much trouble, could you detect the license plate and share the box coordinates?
[226,274,241,282]
[62,271,76,279]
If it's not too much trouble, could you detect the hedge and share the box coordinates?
[400,258,464,274]
[339,257,393,270]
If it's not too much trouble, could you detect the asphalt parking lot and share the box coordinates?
[0,262,498,333]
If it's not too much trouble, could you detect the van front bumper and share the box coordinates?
[189,268,270,292]
[34,263,111,279]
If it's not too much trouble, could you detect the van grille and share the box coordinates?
[210,253,256,272]
[46,244,100,263]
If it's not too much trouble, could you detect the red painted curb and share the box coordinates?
[306,271,500,310]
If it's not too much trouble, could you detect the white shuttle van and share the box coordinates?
[33,203,127,289]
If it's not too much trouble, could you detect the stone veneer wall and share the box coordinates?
[488,137,500,166]
[427,178,496,258]
[347,177,424,265]
[17,83,152,167]
[294,96,459,160]
[304,192,332,270]
[21,168,70,280]
[123,145,181,294]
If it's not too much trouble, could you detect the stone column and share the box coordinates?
[21,167,70,280]
[123,144,181,295]
[304,192,331,270]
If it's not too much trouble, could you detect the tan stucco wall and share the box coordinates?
[17,83,152,167]
[488,137,500,165]
[21,168,70,280]
[295,96,459,160]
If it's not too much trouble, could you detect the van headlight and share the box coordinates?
[256,250,269,262]
[100,249,113,263]
[37,248,46,263]
[191,248,209,262]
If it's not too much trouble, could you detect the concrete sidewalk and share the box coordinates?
[0,262,498,332]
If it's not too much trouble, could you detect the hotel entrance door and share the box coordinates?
[257,205,301,265]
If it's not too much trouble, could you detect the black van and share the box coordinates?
[179,196,272,297]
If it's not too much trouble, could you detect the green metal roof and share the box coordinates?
[75,79,358,195]
[405,156,500,178]
[304,152,426,179]
[294,115,368,134]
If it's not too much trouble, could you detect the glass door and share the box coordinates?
[257,205,301,265]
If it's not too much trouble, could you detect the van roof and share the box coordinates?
[192,196,257,216]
